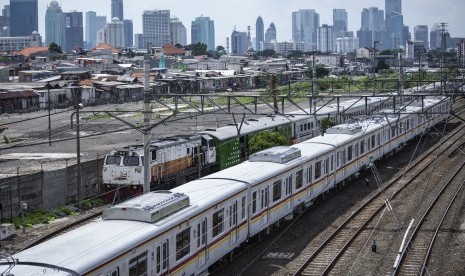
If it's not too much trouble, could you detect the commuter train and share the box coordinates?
[1,96,450,276]
[102,96,395,198]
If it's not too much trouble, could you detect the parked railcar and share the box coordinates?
[1,96,449,276]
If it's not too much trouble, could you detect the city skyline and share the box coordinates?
[9,0,465,48]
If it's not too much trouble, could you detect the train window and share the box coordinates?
[212,209,224,238]
[296,170,303,189]
[331,155,334,171]
[315,161,322,179]
[325,158,329,174]
[306,165,313,184]
[307,123,311,130]
[187,148,190,155]
[156,246,161,273]
[202,219,207,245]
[354,144,359,157]
[176,227,191,261]
[162,242,168,270]
[348,146,353,161]
[273,180,282,202]
[123,156,140,166]
[252,192,257,213]
[360,140,365,155]
[197,224,201,247]
[264,187,269,208]
[129,252,147,276]
[311,122,314,129]
[371,135,375,148]
[151,150,157,161]
[391,126,396,137]
[105,156,121,165]
[111,268,119,276]
[377,134,381,146]
[241,196,246,219]
[336,152,340,167]
[342,150,346,165]
[300,125,304,132]
[286,176,292,195]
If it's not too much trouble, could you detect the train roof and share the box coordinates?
[6,180,247,275]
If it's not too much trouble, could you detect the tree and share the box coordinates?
[249,131,288,154]
[257,49,275,57]
[320,117,336,134]
[287,50,303,60]
[376,59,390,71]
[188,42,208,56]
[48,42,62,54]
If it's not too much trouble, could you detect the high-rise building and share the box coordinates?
[430,23,451,50]
[10,0,38,36]
[317,24,333,53]
[191,16,215,51]
[111,0,123,21]
[358,7,387,49]
[65,11,83,52]
[385,0,404,48]
[0,5,10,37]
[170,17,186,46]
[292,9,319,48]
[336,37,359,54]
[123,19,133,48]
[85,12,107,49]
[333,9,348,33]
[265,23,276,44]
[143,9,170,48]
[255,16,264,51]
[99,17,124,48]
[45,1,66,48]
[231,30,247,54]
[134,33,143,49]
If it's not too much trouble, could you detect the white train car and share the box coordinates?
[1,96,449,276]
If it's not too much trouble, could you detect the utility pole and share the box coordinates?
[398,50,404,96]
[75,88,82,204]
[373,41,380,96]
[312,53,317,132]
[143,55,151,194]
[47,82,52,146]
[270,74,278,113]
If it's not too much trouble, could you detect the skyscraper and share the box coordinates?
[385,0,404,48]
[10,0,38,36]
[170,17,187,46]
[85,12,107,48]
[255,16,264,51]
[103,17,125,48]
[123,19,133,48]
[0,5,10,37]
[317,24,333,53]
[191,16,215,51]
[292,9,319,48]
[111,0,123,21]
[333,9,348,33]
[45,1,66,47]
[65,11,83,52]
[231,30,247,54]
[142,9,171,48]
[265,23,276,44]
[358,7,386,49]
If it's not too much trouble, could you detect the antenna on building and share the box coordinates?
[247,25,252,48]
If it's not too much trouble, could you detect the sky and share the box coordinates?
[5,0,465,47]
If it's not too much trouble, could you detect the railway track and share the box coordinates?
[288,107,465,276]
[392,157,465,275]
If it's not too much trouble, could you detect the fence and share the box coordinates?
[0,157,104,222]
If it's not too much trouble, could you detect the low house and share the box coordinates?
[0,90,39,114]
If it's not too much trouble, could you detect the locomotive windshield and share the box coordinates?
[105,156,121,165]
[123,156,140,166]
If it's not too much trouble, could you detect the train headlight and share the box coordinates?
[133,185,138,189]
[135,168,142,173]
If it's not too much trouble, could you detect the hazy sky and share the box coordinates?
[15,0,465,46]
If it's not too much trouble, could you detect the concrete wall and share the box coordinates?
[0,158,103,221]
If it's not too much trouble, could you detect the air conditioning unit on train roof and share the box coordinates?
[249,146,301,164]
[102,191,190,223]
[326,124,362,135]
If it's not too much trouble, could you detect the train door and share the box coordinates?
[261,186,269,225]
[285,175,293,210]
[229,201,238,245]
[239,136,247,160]
[197,218,208,268]
[154,239,169,276]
